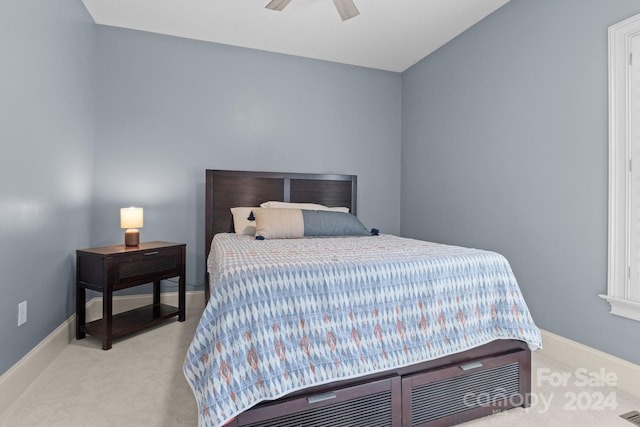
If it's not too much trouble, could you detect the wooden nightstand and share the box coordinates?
[75,241,186,350]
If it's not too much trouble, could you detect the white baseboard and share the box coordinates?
[539,329,640,399]
[0,291,205,416]
[0,311,75,416]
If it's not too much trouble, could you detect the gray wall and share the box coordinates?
[0,0,96,375]
[401,0,640,364]
[0,8,400,378]
[92,27,402,291]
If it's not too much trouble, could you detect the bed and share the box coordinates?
[184,169,542,427]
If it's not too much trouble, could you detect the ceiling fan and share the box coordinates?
[266,0,360,21]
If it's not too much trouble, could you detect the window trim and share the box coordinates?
[601,12,640,322]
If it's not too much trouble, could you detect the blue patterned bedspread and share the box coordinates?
[183,233,542,427]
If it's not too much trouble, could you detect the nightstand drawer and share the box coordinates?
[118,247,180,279]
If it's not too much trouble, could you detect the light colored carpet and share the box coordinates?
[1,305,638,426]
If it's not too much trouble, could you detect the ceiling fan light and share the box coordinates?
[266,0,292,12]
[333,0,359,21]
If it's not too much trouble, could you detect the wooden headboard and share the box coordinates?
[204,169,357,300]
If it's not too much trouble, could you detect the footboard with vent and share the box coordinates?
[225,340,531,427]
[237,377,402,427]
[402,350,529,426]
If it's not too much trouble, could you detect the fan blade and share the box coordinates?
[333,0,359,21]
[265,0,292,11]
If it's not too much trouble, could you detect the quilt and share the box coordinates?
[183,233,542,427]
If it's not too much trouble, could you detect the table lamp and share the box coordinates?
[120,207,144,247]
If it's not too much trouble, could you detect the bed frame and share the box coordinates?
[204,169,531,427]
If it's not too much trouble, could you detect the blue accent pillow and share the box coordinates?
[301,210,369,237]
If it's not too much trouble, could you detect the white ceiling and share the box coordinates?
[81,0,509,72]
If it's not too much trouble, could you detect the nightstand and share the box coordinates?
[75,241,186,350]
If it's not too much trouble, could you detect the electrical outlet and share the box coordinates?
[18,301,27,326]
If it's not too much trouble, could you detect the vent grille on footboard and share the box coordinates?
[244,389,392,427]
[410,362,520,426]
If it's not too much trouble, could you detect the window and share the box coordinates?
[602,12,640,321]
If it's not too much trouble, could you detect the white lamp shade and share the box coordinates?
[120,207,144,229]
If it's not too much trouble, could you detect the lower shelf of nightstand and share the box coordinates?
[82,303,179,340]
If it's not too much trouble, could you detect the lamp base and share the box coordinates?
[124,229,140,247]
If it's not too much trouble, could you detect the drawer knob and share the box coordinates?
[459,362,484,371]
[144,251,160,256]
[307,391,336,404]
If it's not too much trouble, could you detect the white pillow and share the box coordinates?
[259,201,349,213]
[254,208,305,239]
[230,207,258,235]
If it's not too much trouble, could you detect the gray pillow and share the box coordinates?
[301,210,369,237]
